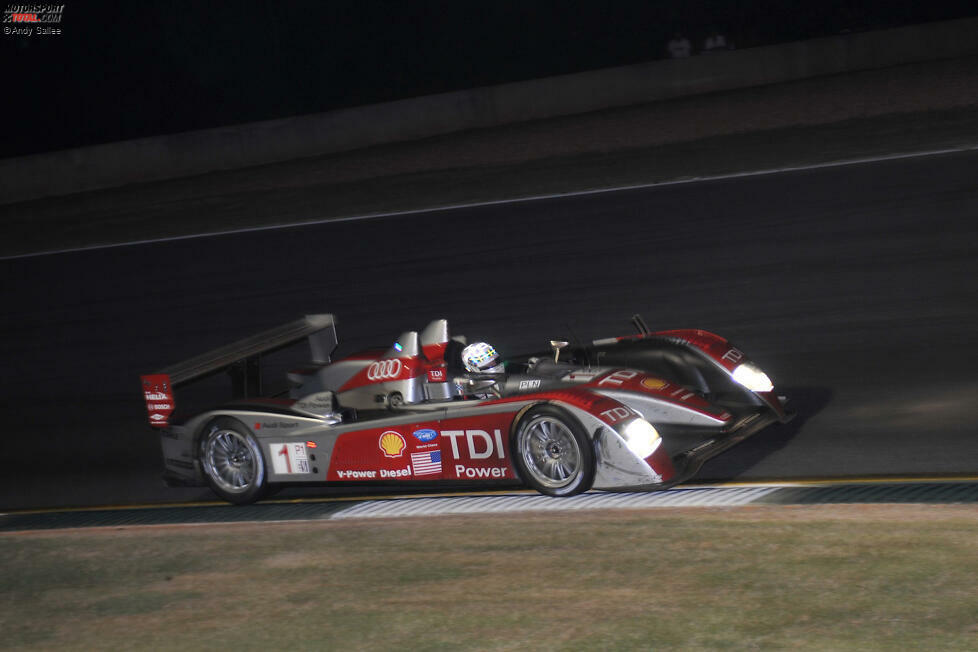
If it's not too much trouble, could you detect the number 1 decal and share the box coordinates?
[277,444,292,473]
[271,442,310,474]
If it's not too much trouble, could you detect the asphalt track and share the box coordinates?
[1,148,976,510]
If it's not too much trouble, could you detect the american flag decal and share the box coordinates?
[411,451,442,476]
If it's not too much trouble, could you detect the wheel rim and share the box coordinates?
[518,415,582,489]
[202,428,261,494]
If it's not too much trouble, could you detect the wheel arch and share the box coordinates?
[195,413,271,504]
[508,401,598,496]
[191,410,266,451]
[508,399,606,443]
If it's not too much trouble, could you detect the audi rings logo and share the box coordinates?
[366,359,403,381]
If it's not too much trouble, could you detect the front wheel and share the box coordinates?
[512,406,595,497]
[198,417,269,505]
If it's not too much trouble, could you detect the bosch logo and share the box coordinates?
[366,359,403,381]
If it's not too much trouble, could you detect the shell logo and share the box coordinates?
[641,377,668,390]
[379,431,406,458]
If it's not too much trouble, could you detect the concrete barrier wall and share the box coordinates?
[3,16,977,205]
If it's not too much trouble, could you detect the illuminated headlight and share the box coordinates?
[732,362,774,392]
[622,419,661,459]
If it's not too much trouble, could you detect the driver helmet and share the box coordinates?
[461,342,504,374]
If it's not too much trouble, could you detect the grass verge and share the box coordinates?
[2,505,977,650]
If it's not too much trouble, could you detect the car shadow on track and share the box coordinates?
[693,386,834,482]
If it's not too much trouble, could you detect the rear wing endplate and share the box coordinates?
[140,314,337,428]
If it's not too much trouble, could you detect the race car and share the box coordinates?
[141,314,792,504]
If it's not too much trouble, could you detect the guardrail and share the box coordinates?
[2,16,976,205]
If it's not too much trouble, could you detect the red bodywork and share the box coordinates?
[326,412,517,482]
[323,384,679,485]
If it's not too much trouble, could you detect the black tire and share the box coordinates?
[512,405,595,496]
[198,417,269,505]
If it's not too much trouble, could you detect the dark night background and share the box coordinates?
[2,0,976,158]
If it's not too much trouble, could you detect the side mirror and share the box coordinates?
[550,340,569,363]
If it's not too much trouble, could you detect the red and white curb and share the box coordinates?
[329,486,781,519]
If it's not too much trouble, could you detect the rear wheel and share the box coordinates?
[198,417,268,505]
[513,406,595,496]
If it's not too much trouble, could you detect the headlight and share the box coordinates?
[621,418,661,459]
[732,362,774,392]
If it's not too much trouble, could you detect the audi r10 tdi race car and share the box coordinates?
[141,314,792,504]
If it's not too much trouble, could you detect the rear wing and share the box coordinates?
[140,314,337,428]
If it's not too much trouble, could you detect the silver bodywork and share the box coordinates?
[557,403,665,490]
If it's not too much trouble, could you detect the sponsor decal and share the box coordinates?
[562,371,599,382]
[669,387,695,401]
[598,370,640,387]
[721,348,744,364]
[411,451,442,475]
[518,379,541,391]
[599,406,634,424]
[366,359,403,381]
[441,429,506,460]
[271,442,310,474]
[336,469,377,479]
[412,428,438,442]
[141,373,174,428]
[294,392,336,415]
[259,422,298,429]
[379,431,406,457]
[427,368,446,382]
[454,464,508,479]
[335,467,411,479]
[641,377,668,390]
